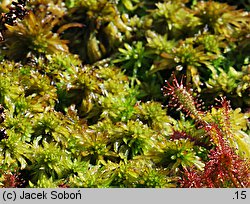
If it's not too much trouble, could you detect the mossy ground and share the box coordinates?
[0,0,249,187]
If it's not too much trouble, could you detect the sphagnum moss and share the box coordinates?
[0,0,249,188]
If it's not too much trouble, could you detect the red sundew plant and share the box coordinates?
[203,144,250,188]
[163,74,250,188]
[58,183,70,188]
[181,141,250,188]
[162,74,205,121]
[2,171,26,188]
